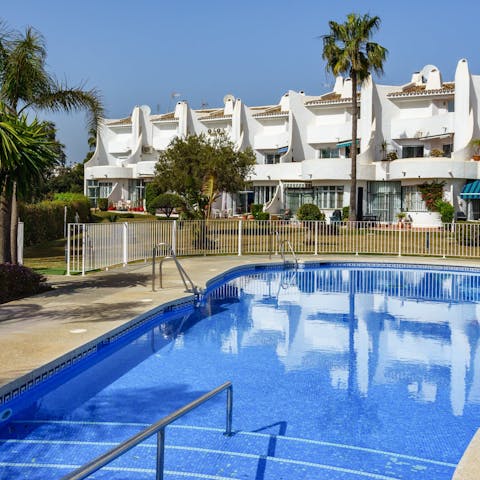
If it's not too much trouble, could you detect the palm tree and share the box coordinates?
[0,110,58,261]
[0,23,103,263]
[322,13,387,221]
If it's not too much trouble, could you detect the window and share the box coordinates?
[129,179,145,206]
[319,147,340,159]
[447,100,454,113]
[265,153,281,164]
[314,186,344,209]
[442,144,453,158]
[402,146,424,158]
[98,181,113,198]
[345,145,361,158]
[401,186,427,212]
[285,189,314,213]
[367,181,401,222]
[87,179,99,207]
[254,186,277,204]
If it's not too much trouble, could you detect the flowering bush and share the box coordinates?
[418,182,445,212]
[0,264,50,304]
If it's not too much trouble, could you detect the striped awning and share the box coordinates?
[336,139,360,148]
[461,180,480,199]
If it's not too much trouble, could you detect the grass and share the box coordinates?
[91,211,158,222]
[23,214,158,274]
[23,238,67,274]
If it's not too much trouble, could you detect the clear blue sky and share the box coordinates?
[3,0,480,164]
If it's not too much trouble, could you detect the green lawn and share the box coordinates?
[24,238,67,274]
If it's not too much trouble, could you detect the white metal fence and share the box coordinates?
[66,220,480,275]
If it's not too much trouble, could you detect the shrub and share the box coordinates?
[0,264,50,304]
[255,212,270,220]
[250,204,264,219]
[431,148,444,158]
[98,198,108,211]
[418,182,445,211]
[19,196,91,246]
[435,200,454,223]
[147,193,184,217]
[342,206,350,221]
[296,204,325,221]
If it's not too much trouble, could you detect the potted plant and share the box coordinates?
[386,151,398,161]
[397,212,406,228]
[471,139,480,160]
[431,148,444,158]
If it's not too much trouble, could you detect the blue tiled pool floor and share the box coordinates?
[0,420,456,479]
[2,264,480,479]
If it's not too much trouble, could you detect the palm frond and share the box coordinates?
[25,82,104,130]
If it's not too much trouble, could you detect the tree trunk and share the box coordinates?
[0,183,12,263]
[349,71,358,221]
[10,181,18,264]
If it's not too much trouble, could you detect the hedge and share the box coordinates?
[0,263,50,304]
[19,195,91,245]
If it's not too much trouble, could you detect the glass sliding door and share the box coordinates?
[367,181,401,222]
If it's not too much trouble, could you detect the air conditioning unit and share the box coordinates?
[142,145,154,154]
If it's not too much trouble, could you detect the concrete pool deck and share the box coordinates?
[1,254,480,478]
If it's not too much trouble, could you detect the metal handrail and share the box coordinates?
[62,381,233,480]
[152,242,199,294]
[279,239,298,268]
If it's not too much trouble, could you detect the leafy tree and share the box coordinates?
[0,110,59,260]
[0,22,103,262]
[154,133,255,218]
[42,163,84,196]
[147,193,184,217]
[322,13,387,220]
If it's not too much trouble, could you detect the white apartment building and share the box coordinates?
[85,59,480,223]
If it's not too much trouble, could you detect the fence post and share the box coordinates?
[314,221,318,255]
[122,222,128,266]
[17,221,24,265]
[66,224,71,276]
[398,224,402,257]
[172,220,177,255]
[81,224,86,276]
[238,220,242,256]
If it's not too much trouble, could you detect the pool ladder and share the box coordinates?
[151,242,201,295]
[279,239,298,269]
[61,381,233,480]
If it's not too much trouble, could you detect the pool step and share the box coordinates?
[0,420,457,480]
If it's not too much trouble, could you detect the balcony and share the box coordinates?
[391,113,453,141]
[307,122,352,144]
[253,131,289,150]
[252,163,301,181]
[388,157,478,180]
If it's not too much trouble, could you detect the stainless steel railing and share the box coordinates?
[152,242,199,294]
[279,239,298,268]
[61,381,233,480]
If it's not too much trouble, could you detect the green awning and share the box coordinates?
[461,180,480,199]
[336,139,360,148]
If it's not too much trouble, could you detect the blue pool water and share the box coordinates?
[1,263,480,479]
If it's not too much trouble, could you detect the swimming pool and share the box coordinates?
[1,262,480,479]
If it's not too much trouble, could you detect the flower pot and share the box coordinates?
[473,155,480,161]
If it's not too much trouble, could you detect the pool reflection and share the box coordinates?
[207,266,480,417]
